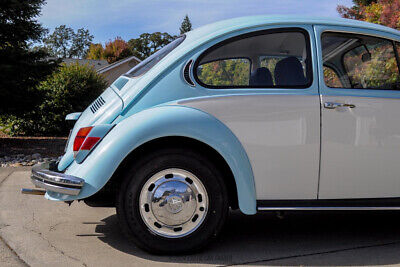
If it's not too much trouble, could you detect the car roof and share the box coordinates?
[184,15,400,43]
[122,15,400,98]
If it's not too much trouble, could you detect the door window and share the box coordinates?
[195,29,313,88]
[321,32,400,89]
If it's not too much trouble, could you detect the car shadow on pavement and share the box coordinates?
[94,210,400,265]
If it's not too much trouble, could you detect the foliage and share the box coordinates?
[43,25,94,58]
[180,15,192,34]
[344,43,400,88]
[323,67,343,87]
[88,32,176,63]
[43,25,74,57]
[35,63,107,135]
[0,0,58,115]
[86,43,105,60]
[338,0,400,29]
[197,59,249,86]
[0,115,25,136]
[128,32,175,60]
[87,32,177,62]
[4,63,108,136]
[336,1,400,90]
[104,37,132,63]
[70,28,94,58]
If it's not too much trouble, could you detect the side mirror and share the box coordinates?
[65,112,82,121]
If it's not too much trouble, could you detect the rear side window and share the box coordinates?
[194,28,313,88]
[321,32,400,89]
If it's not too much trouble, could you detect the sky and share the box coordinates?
[38,0,354,44]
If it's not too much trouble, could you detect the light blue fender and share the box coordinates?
[47,105,257,215]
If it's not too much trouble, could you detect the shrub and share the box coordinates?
[5,63,108,136]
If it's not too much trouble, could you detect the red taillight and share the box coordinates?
[73,127,93,152]
[80,136,101,150]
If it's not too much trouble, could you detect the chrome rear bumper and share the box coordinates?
[30,162,84,196]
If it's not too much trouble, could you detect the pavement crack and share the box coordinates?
[49,222,64,232]
[225,240,400,266]
[0,171,14,187]
[23,226,88,266]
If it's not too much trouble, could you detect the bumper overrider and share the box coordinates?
[29,162,84,196]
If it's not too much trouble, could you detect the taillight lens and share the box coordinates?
[73,127,93,152]
[72,124,114,163]
[80,137,101,150]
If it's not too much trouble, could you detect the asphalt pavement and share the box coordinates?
[1,167,400,266]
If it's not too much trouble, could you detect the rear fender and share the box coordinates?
[47,105,256,215]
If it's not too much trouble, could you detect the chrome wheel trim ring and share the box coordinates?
[139,168,209,238]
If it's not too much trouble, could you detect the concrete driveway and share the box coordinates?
[1,167,400,266]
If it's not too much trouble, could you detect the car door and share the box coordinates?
[184,25,321,200]
[316,25,400,199]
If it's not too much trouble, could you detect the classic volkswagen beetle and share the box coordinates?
[24,15,400,253]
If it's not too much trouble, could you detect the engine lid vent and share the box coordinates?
[90,96,106,114]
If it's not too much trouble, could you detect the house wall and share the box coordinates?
[101,59,139,84]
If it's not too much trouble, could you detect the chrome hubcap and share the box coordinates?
[139,169,209,238]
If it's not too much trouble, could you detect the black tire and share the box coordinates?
[115,147,229,254]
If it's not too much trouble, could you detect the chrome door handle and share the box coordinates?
[324,102,356,109]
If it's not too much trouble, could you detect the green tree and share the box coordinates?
[128,32,175,60]
[44,25,74,57]
[44,25,93,58]
[197,59,249,86]
[0,0,58,115]
[180,14,192,34]
[70,28,93,58]
[86,43,104,60]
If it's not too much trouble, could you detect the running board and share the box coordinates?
[257,198,400,211]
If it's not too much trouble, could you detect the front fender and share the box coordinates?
[47,105,256,214]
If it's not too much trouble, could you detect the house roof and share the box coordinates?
[62,58,109,71]
[97,55,141,74]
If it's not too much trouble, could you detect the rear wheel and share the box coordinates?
[116,148,229,254]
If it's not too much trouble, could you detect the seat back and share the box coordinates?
[274,56,307,86]
[249,67,273,87]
